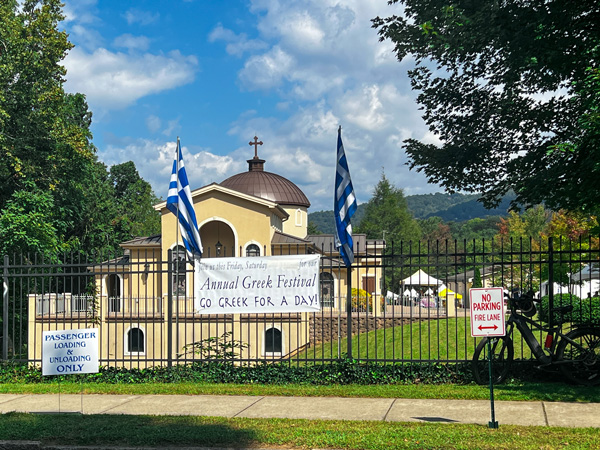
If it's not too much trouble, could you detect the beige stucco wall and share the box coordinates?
[280,205,308,238]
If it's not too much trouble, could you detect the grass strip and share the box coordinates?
[1,381,598,403]
[0,413,598,450]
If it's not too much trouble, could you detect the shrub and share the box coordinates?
[538,293,578,324]
[0,359,561,385]
[570,296,600,325]
[351,288,371,312]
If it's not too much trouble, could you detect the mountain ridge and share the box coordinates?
[309,192,515,234]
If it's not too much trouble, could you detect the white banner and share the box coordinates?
[42,328,99,376]
[194,255,321,314]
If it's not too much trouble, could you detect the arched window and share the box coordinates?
[265,327,282,353]
[127,327,144,353]
[246,244,260,257]
[320,272,334,308]
[295,209,303,226]
[107,274,121,313]
[172,245,186,296]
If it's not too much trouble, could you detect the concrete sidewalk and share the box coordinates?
[1,394,599,428]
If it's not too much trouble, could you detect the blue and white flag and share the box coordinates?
[167,139,203,260]
[334,126,357,267]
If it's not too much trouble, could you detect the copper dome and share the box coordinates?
[220,150,310,207]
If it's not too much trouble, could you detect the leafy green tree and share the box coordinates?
[0,183,61,258]
[419,216,452,242]
[0,1,93,255]
[448,217,502,243]
[550,67,600,217]
[0,1,160,258]
[109,161,161,241]
[472,268,483,289]
[357,173,421,244]
[373,1,600,212]
[307,221,321,235]
[497,205,550,240]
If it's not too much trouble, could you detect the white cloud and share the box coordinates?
[146,115,161,133]
[239,46,294,90]
[224,92,437,210]
[208,24,267,57]
[124,9,159,26]
[162,118,181,137]
[236,0,404,99]
[62,0,98,25]
[63,47,198,110]
[113,34,151,51]
[99,139,242,198]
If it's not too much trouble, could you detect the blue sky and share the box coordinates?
[60,0,442,212]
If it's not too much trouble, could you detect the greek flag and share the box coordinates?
[167,139,203,260]
[334,126,357,267]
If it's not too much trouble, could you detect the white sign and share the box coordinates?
[42,328,99,376]
[469,288,506,337]
[194,255,321,314]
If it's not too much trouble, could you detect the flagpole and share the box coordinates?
[346,267,352,359]
[175,137,181,354]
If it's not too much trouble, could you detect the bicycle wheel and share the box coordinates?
[472,336,514,385]
[557,328,600,386]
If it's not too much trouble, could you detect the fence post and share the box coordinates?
[167,249,173,367]
[548,237,554,328]
[2,255,8,361]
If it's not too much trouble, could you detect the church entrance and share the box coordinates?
[200,220,235,257]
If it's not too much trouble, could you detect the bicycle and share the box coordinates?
[472,290,600,386]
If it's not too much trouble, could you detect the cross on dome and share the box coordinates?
[249,136,263,158]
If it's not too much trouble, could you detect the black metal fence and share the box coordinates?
[2,237,598,368]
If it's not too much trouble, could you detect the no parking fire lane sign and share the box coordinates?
[469,287,506,337]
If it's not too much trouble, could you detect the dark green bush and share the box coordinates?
[538,293,579,323]
[570,296,600,325]
[0,358,565,385]
[0,360,474,385]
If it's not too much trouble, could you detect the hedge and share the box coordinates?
[0,358,559,385]
[538,293,578,324]
[538,293,600,325]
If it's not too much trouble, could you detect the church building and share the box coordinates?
[28,138,383,367]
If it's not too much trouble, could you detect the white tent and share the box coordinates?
[403,288,418,298]
[386,291,400,302]
[570,263,600,298]
[402,269,443,287]
[570,263,600,282]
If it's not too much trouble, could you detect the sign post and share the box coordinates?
[469,287,505,429]
[42,328,99,413]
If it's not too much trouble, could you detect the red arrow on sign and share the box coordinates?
[478,324,498,331]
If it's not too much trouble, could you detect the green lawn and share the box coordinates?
[297,317,535,362]
[2,380,598,402]
[1,413,599,449]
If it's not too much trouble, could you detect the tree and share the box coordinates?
[373,1,600,212]
[357,173,421,244]
[472,267,483,289]
[0,1,161,258]
[497,205,550,240]
[0,183,61,258]
[419,216,452,242]
[109,161,161,241]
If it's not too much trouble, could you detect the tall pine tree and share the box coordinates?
[357,173,421,245]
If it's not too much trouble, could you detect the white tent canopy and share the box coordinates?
[386,291,400,302]
[570,263,600,282]
[402,269,443,287]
